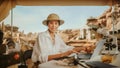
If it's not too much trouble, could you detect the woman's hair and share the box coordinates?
[46,20,60,26]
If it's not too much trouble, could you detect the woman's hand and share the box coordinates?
[72,47,82,53]
[61,50,73,57]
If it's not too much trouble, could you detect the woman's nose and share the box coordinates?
[52,23,56,27]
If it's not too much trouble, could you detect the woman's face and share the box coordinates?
[47,20,59,33]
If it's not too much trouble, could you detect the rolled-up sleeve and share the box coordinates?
[39,53,48,63]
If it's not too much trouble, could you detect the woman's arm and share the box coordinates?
[72,47,83,53]
[48,47,83,61]
[48,50,73,61]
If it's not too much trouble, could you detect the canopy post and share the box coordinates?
[11,0,13,39]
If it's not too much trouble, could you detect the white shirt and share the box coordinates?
[32,30,74,63]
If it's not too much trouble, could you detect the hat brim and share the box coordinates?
[42,20,64,26]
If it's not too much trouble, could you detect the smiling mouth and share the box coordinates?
[51,28,56,30]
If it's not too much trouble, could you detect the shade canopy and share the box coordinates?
[16,0,114,6]
[0,0,118,22]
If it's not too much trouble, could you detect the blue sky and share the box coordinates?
[4,6,109,34]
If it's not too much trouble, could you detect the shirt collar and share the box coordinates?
[45,30,51,38]
[45,30,57,38]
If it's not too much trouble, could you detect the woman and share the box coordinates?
[32,13,81,64]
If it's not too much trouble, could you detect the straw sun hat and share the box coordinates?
[42,13,64,26]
